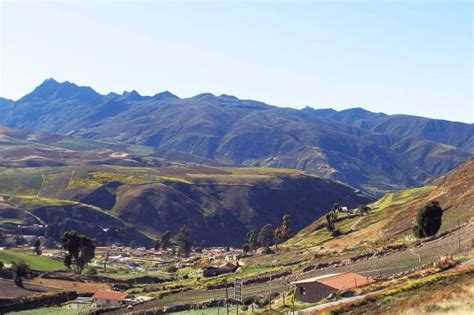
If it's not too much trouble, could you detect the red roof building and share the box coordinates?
[92,291,128,307]
[292,272,375,303]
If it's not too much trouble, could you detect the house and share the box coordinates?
[92,290,129,308]
[292,272,375,303]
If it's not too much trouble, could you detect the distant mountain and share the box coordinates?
[305,107,474,150]
[1,79,472,196]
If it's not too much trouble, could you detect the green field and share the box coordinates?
[0,249,64,271]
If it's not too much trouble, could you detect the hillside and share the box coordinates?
[287,158,474,252]
[1,79,472,196]
[0,129,372,246]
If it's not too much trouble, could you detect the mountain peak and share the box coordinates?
[118,90,143,102]
[219,94,238,100]
[193,93,216,99]
[342,107,371,114]
[302,106,337,117]
[19,78,102,104]
[152,91,179,101]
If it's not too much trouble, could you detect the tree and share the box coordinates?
[12,262,29,287]
[155,231,171,250]
[325,210,341,236]
[60,230,96,274]
[103,248,110,272]
[0,230,5,246]
[325,212,336,233]
[274,214,292,246]
[414,201,443,238]
[243,230,258,253]
[33,238,42,255]
[76,237,95,274]
[357,205,371,216]
[175,225,192,257]
[257,224,274,251]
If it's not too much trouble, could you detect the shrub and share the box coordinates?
[85,267,98,276]
[240,305,248,311]
[414,201,443,238]
[165,265,178,273]
[243,296,255,305]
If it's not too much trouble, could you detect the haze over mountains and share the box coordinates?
[1,79,473,196]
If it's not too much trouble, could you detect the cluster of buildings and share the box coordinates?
[93,245,242,274]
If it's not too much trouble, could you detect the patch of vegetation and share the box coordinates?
[90,172,152,185]
[0,249,64,271]
[66,176,102,191]
[52,137,109,151]
[6,195,77,210]
[0,173,43,195]
[89,172,192,186]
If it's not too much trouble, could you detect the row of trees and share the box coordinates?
[153,225,193,256]
[242,214,292,254]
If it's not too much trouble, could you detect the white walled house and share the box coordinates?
[92,291,128,308]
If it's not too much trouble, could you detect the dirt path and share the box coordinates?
[36,174,46,198]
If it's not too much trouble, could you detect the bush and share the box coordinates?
[165,265,178,273]
[240,305,248,311]
[85,267,98,276]
[243,296,255,305]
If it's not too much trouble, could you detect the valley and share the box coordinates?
[0,82,472,314]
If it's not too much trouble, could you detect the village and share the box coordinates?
[1,213,473,314]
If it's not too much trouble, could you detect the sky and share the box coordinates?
[0,0,472,123]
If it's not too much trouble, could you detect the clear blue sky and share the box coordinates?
[1,1,472,123]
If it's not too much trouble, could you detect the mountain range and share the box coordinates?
[1,79,473,196]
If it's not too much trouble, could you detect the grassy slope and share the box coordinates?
[285,186,435,250]
[286,158,474,254]
[0,249,64,271]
